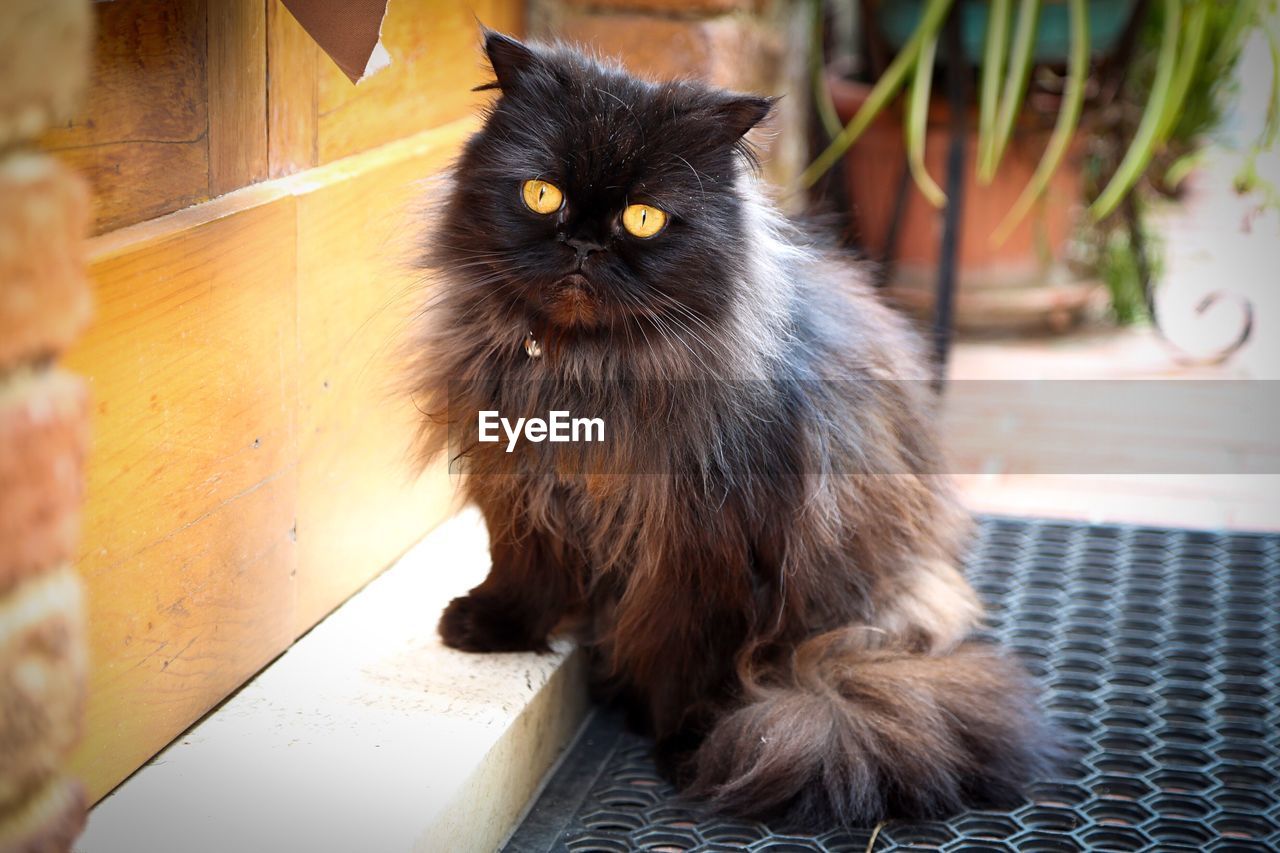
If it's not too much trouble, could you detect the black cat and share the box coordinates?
[409,30,1060,827]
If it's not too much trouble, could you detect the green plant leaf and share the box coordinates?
[1100,225,1160,325]
[1155,0,1211,146]
[908,32,948,207]
[799,0,955,189]
[1164,150,1204,189]
[993,0,1089,244]
[977,0,1013,184]
[1089,0,1182,221]
[982,0,1041,182]
[1207,0,1260,78]
[1261,11,1280,150]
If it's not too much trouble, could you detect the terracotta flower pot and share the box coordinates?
[829,73,1100,334]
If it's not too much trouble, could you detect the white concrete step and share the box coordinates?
[80,509,587,853]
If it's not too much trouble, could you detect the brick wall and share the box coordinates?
[530,0,810,202]
[0,1,92,849]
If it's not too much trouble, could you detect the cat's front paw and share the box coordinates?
[438,593,549,653]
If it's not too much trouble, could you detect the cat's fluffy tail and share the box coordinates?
[686,631,1060,826]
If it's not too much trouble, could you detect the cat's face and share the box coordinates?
[434,31,772,342]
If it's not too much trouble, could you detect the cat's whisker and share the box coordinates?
[671,153,707,199]
[643,306,699,363]
[653,294,720,342]
[592,85,645,143]
[645,293,732,364]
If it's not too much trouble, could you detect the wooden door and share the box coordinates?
[41,0,522,803]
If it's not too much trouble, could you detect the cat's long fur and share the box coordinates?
[411,31,1059,827]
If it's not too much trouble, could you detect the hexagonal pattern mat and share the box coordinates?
[503,517,1280,852]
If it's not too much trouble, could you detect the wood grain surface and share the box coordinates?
[64,197,301,802]
[293,126,471,635]
[315,0,522,163]
[62,119,476,802]
[39,0,521,802]
[208,0,269,195]
[266,0,319,178]
[41,0,211,234]
[42,0,522,233]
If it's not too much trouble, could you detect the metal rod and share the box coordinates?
[933,1,969,389]
[876,161,913,286]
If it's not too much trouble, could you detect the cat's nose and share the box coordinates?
[564,236,606,264]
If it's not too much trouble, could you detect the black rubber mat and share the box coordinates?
[503,516,1280,852]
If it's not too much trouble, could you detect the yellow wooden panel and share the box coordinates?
[207,0,269,195]
[293,123,472,634]
[59,115,482,802]
[315,0,523,163]
[42,0,272,232]
[42,0,211,234]
[59,120,481,801]
[267,0,320,178]
[64,199,301,801]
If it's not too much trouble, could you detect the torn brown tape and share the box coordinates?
[281,0,392,84]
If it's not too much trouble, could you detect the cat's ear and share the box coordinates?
[477,28,540,92]
[710,95,775,143]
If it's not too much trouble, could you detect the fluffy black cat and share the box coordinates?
[411,30,1060,828]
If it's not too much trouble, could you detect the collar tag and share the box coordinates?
[523,331,543,359]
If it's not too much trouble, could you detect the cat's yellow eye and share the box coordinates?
[622,203,667,239]
[522,179,564,214]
